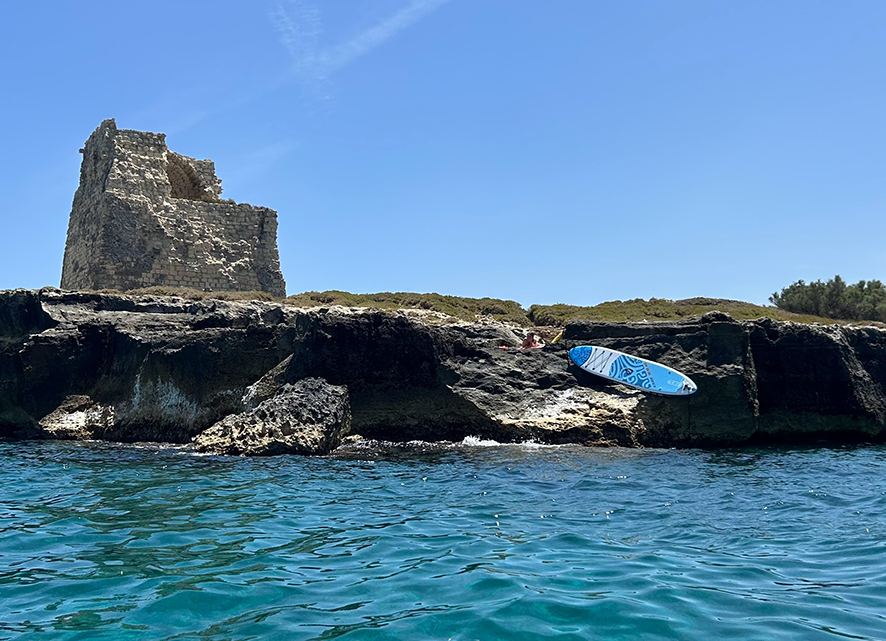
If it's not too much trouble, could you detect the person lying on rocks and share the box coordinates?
[521,333,540,349]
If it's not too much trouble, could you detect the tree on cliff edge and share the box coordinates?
[771,275,886,321]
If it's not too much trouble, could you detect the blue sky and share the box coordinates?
[1,0,884,307]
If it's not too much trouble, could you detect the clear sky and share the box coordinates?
[1,0,884,307]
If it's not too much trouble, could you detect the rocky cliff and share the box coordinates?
[1,289,885,452]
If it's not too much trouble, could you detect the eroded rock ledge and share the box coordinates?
[1,289,885,453]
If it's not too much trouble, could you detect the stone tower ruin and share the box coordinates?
[61,119,286,296]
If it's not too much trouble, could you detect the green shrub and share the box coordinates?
[771,275,886,322]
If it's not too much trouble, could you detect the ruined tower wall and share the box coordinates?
[61,119,286,296]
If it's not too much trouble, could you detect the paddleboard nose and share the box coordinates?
[569,346,593,368]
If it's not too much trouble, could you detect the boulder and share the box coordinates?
[193,378,351,456]
[35,395,115,440]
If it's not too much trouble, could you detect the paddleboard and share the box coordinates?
[569,345,697,396]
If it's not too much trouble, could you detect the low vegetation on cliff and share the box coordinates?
[268,290,840,326]
[89,287,855,327]
[527,298,833,325]
[285,291,531,326]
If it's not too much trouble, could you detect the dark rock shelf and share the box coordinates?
[2,289,885,453]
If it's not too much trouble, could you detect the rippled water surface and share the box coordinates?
[2,439,886,640]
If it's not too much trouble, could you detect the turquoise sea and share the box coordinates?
[1,439,885,640]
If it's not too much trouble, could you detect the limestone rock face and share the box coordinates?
[61,119,286,296]
[748,319,886,439]
[0,289,56,340]
[194,378,351,456]
[1,289,886,450]
[0,290,297,442]
[0,289,59,431]
[559,312,759,446]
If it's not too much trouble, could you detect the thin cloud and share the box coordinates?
[326,0,451,71]
[271,0,451,87]
[270,0,327,81]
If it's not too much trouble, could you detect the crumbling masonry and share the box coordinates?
[61,119,286,296]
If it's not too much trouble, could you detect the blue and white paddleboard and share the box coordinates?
[569,345,697,396]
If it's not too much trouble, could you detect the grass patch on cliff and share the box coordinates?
[90,287,855,327]
[528,297,836,325]
[285,291,532,326]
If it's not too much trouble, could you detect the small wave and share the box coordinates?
[460,436,562,449]
[460,436,503,447]
[335,436,565,452]
[69,440,192,452]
